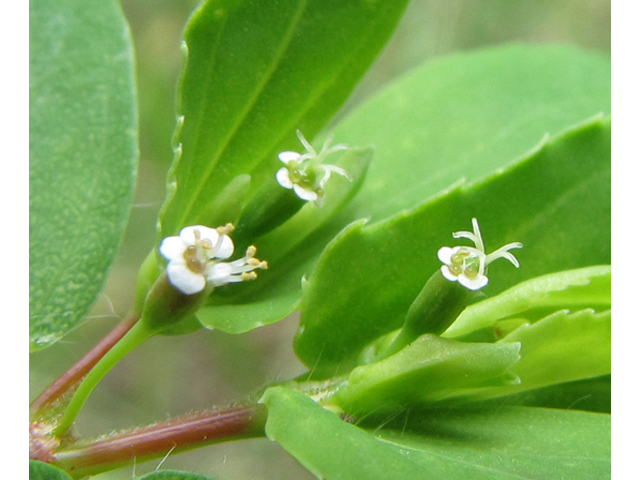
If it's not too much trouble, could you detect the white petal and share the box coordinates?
[166,262,206,295]
[440,265,458,282]
[206,262,233,286]
[458,274,489,291]
[179,225,219,245]
[278,151,300,164]
[212,235,234,260]
[159,236,187,261]
[293,184,318,201]
[437,247,455,265]
[276,168,294,189]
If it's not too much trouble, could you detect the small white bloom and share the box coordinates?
[276,130,351,207]
[437,218,522,291]
[159,224,267,295]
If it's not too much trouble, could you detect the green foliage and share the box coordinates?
[296,116,610,377]
[263,387,611,480]
[444,265,611,339]
[29,1,610,478]
[198,147,372,333]
[158,0,411,239]
[29,460,73,480]
[29,0,138,351]
[333,44,611,223]
[328,335,521,415]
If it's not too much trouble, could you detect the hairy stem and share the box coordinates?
[54,320,156,436]
[52,404,267,478]
[31,315,140,415]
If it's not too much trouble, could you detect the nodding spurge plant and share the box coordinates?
[30,1,610,479]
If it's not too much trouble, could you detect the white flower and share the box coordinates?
[437,218,522,291]
[159,224,267,295]
[276,130,351,207]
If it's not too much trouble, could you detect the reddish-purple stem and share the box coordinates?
[30,315,139,413]
[50,404,267,478]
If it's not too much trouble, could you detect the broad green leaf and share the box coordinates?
[158,0,410,239]
[29,0,138,351]
[458,309,611,403]
[262,387,611,480]
[29,460,73,480]
[328,335,521,416]
[477,375,611,414]
[296,116,610,377]
[197,148,372,333]
[444,265,611,339]
[138,471,217,480]
[332,44,611,222]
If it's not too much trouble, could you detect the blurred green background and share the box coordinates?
[29,1,610,478]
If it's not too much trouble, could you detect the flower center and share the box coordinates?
[448,249,481,279]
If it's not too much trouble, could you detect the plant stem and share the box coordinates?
[54,320,155,436]
[52,404,267,478]
[31,315,140,414]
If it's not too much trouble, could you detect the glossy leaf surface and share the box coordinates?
[296,117,610,376]
[444,265,611,339]
[158,0,410,239]
[333,44,611,222]
[263,387,610,480]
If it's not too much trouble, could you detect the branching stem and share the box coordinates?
[31,315,140,414]
[54,320,156,436]
[51,404,267,478]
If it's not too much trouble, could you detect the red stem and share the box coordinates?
[30,315,140,413]
[51,404,267,478]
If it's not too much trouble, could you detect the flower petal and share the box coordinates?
[212,234,234,260]
[206,262,233,286]
[458,273,489,291]
[159,236,187,261]
[278,151,300,164]
[293,184,318,201]
[437,246,455,265]
[166,261,206,295]
[440,265,458,282]
[179,225,219,245]
[276,168,294,189]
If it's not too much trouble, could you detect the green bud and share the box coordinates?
[233,181,306,244]
[374,270,477,361]
[139,273,210,333]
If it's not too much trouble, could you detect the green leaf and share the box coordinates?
[262,387,611,480]
[158,0,410,239]
[29,0,138,351]
[197,147,372,333]
[138,470,217,480]
[333,44,611,222]
[296,116,610,377]
[477,375,611,414]
[444,265,611,339]
[328,335,521,416]
[29,460,73,480]
[459,309,611,403]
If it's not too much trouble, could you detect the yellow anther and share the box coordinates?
[241,272,258,281]
[217,223,235,235]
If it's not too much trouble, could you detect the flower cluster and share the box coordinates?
[276,130,351,207]
[159,224,267,295]
[438,218,522,290]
